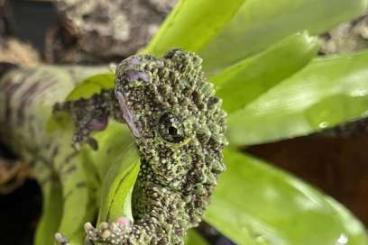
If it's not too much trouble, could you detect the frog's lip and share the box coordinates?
[115,90,141,138]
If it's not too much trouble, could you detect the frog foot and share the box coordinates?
[84,217,132,244]
[53,98,109,151]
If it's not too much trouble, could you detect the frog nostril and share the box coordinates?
[125,70,150,83]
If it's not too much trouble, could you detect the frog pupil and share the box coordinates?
[158,113,185,143]
[169,126,177,135]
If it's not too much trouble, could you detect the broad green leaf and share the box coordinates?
[145,0,246,56]
[212,32,319,113]
[227,50,368,146]
[101,160,140,222]
[199,0,368,73]
[185,230,208,245]
[88,122,135,178]
[53,144,98,245]
[34,181,63,245]
[205,149,368,245]
[57,157,94,244]
[66,73,115,101]
[90,122,140,222]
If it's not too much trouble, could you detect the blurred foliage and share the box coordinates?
[199,0,368,73]
[211,32,319,113]
[206,149,367,245]
[228,51,368,145]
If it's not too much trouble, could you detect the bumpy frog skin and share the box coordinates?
[56,49,227,244]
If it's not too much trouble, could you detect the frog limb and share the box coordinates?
[53,89,121,150]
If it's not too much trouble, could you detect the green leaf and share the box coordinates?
[227,50,368,146]
[88,122,135,178]
[90,122,140,222]
[205,149,368,245]
[145,0,246,56]
[34,181,63,245]
[101,159,140,222]
[212,32,319,113]
[56,148,96,244]
[185,230,208,245]
[199,0,368,73]
[66,73,115,101]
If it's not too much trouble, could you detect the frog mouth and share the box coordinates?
[115,90,141,138]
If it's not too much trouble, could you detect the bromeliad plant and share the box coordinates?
[1,0,368,244]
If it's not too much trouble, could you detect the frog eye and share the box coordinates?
[158,112,186,143]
